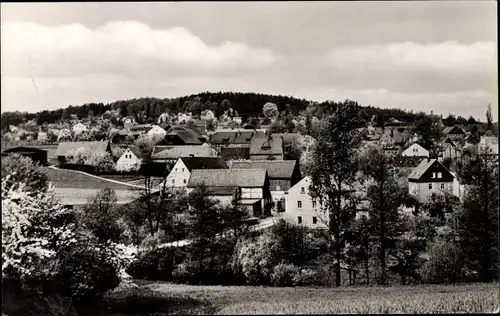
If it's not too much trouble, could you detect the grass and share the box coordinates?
[106,281,499,315]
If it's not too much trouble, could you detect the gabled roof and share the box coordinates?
[209,130,266,145]
[220,146,250,161]
[152,146,175,155]
[230,160,297,179]
[188,169,267,188]
[250,135,283,156]
[166,127,203,145]
[443,126,465,135]
[179,157,228,171]
[2,146,48,154]
[408,159,454,181]
[152,145,216,160]
[127,147,145,160]
[55,141,110,157]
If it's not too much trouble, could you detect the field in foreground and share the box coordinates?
[95,281,499,315]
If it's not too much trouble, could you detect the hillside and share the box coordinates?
[1,92,428,131]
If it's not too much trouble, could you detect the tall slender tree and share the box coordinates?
[308,100,362,286]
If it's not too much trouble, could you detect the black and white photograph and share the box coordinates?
[1,1,498,315]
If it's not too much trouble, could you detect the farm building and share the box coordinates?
[1,146,48,166]
[187,168,272,217]
[163,157,228,188]
[54,141,111,164]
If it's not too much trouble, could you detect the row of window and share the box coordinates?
[171,178,187,184]
[296,201,316,208]
[429,183,445,190]
[297,216,318,225]
[431,172,443,179]
[174,168,185,172]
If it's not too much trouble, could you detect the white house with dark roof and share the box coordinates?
[187,168,272,217]
[408,158,460,203]
[115,148,143,172]
[229,160,301,212]
[401,143,429,158]
[284,176,328,229]
[164,157,228,188]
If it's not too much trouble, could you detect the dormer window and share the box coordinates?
[301,187,305,194]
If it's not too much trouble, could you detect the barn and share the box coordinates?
[1,146,48,166]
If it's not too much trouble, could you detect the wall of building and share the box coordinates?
[165,159,191,187]
[402,144,429,157]
[285,177,328,229]
[409,181,455,203]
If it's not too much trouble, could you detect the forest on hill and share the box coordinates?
[1,91,474,132]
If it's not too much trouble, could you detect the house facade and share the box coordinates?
[441,139,460,160]
[230,160,301,213]
[407,159,459,203]
[284,176,328,229]
[164,157,228,188]
[401,143,429,158]
[115,148,143,172]
[187,168,272,217]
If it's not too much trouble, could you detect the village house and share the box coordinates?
[115,147,144,172]
[54,140,112,164]
[1,146,48,166]
[151,144,217,164]
[162,126,205,145]
[284,176,328,229]
[208,130,266,149]
[230,160,301,212]
[442,126,466,141]
[249,134,284,160]
[441,138,461,160]
[187,168,272,217]
[401,143,429,158]
[382,120,414,145]
[407,158,461,203]
[164,157,228,188]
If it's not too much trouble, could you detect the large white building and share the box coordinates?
[401,143,429,158]
[164,157,228,188]
[284,176,328,229]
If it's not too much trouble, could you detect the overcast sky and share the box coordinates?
[1,2,497,119]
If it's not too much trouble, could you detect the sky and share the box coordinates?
[1,2,497,120]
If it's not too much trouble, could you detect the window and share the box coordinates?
[312,201,317,208]
[432,172,436,178]
[183,179,187,184]
[172,179,175,184]
[301,187,305,194]
[297,201,302,208]
[276,185,281,191]
[175,168,178,172]
[313,217,317,224]
[438,172,442,179]
[428,183,432,189]
[440,183,444,190]
[298,216,302,224]
[182,168,185,172]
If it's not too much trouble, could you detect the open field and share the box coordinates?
[96,281,499,315]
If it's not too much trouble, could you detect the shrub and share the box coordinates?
[271,262,300,287]
[419,239,468,284]
[294,267,319,286]
[126,248,177,281]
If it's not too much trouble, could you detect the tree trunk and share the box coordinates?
[334,228,341,287]
[401,273,406,285]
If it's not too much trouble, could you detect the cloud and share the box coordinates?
[326,41,495,73]
[1,21,277,79]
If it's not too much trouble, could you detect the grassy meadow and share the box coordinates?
[94,281,499,315]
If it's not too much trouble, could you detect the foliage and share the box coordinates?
[81,188,123,243]
[455,154,499,282]
[67,147,115,173]
[1,154,50,196]
[307,100,363,286]
[270,262,300,287]
[231,233,281,285]
[419,239,467,284]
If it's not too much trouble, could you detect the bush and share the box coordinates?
[126,248,178,281]
[294,267,319,286]
[419,239,468,284]
[271,262,300,287]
